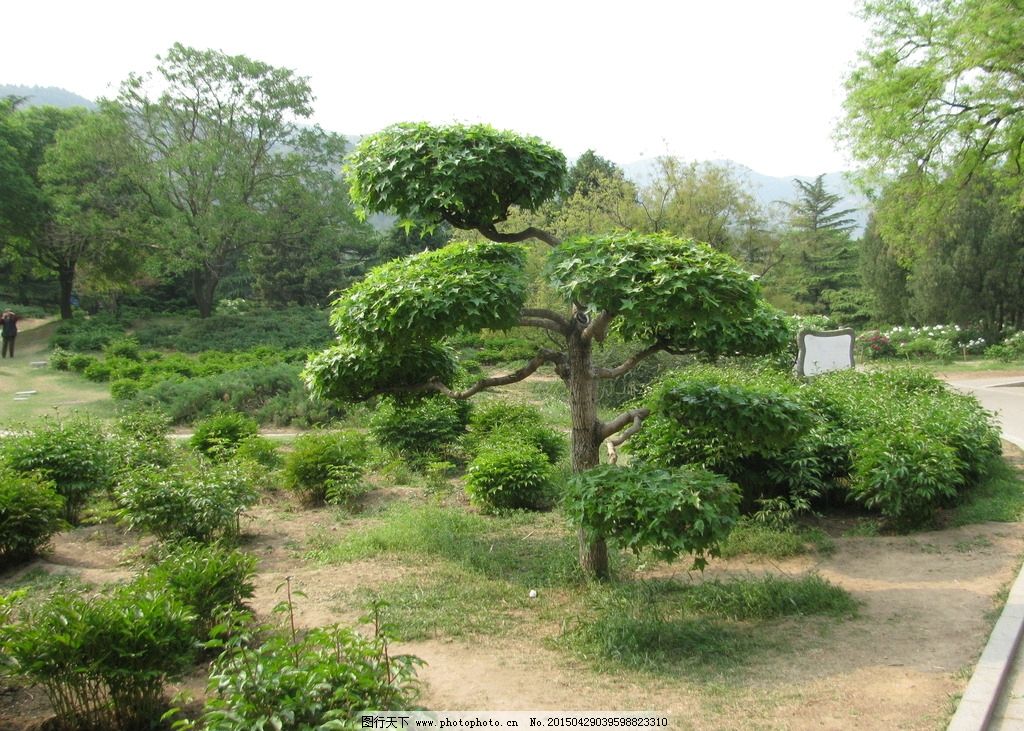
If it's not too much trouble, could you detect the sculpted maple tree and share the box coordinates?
[306,122,788,578]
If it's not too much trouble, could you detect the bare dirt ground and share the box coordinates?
[3,444,1024,730]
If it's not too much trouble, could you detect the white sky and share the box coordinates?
[3,0,868,177]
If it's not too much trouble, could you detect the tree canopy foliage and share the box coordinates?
[843,0,1024,187]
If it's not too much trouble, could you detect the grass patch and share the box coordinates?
[718,521,833,559]
[680,574,858,620]
[559,574,856,676]
[347,567,536,640]
[949,456,1024,526]
[0,567,91,602]
[307,502,582,588]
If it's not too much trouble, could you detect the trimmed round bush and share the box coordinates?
[190,412,260,460]
[0,468,65,565]
[282,431,370,504]
[110,378,140,401]
[465,441,554,512]
[369,395,470,463]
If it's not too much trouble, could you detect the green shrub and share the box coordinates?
[563,464,740,569]
[188,607,420,730]
[134,362,340,426]
[987,331,1024,362]
[67,352,97,373]
[629,365,813,509]
[110,378,140,401]
[369,395,470,463]
[133,307,334,353]
[140,542,256,639]
[115,458,257,542]
[283,431,370,504]
[103,336,141,361]
[2,416,112,524]
[83,359,114,382]
[232,435,282,469]
[465,441,554,512]
[190,412,260,460]
[465,401,565,463]
[50,314,127,351]
[48,346,72,370]
[0,468,65,565]
[0,585,196,730]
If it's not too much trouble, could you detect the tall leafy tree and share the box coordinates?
[843,0,1024,187]
[306,122,789,579]
[0,98,46,248]
[37,108,147,318]
[565,149,624,197]
[114,43,347,317]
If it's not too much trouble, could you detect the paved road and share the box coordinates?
[945,376,1024,731]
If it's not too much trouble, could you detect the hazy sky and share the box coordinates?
[4,0,869,176]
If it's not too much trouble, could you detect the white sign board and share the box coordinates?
[796,329,855,377]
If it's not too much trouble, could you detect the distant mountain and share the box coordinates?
[621,159,870,234]
[0,85,96,109]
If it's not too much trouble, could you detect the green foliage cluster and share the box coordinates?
[369,395,471,464]
[347,122,566,231]
[634,365,1001,527]
[115,458,257,542]
[1,542,256,729]
[0,467,64,565]
[190,412,260,460]
[306,243,528,402]
[282,431,371,505]
[629,366,817,510]
[1,415,112,524]
[138,542,256,640]
[188,605,420,730]
[50,314,127,351]
[563,464,740,568]
[465,442,555,513]
[0,585,196,730]
[135,362,341,426]
[465,401,565,464]
[985,331,1024,363]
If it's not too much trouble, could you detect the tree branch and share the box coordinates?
[519,317,569,335]
[522,308,570,328]
[594,343,664,379]
[600,407,651,441]
[581,310,613,342]
[432,348,566,399]
[600,407,651,464]
[475,223,562,247]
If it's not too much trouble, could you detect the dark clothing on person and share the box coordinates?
[1,313,16,358]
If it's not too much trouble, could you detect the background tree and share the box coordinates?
[248,173,378,307]
[306,122,789,579]
[36,108,147,318]
[0,98,46,250]
[771,175,862,319]
[565,149,624,197]
[841,0,1024,332]
[842,0,1024,192]
[114,43,348,317]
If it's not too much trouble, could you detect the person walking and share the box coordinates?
[1,310,17,358]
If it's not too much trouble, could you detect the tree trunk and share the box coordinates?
[58,266,75,320]
[566,323,610,579]
[192,269,219,319]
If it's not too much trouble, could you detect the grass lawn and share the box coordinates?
[0,319,115,426]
